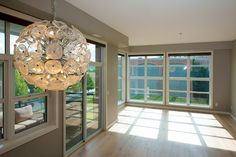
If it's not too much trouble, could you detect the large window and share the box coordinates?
[117,54,125,105]
[167,53,212,107]
[8,22,48,133]
[128,55,164,104]
[0,16,53,152]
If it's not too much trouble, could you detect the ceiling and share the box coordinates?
[66,0,236,46]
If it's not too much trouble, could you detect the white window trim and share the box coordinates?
[166,51,213,108]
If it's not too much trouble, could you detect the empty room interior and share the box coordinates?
[0,0,236,157]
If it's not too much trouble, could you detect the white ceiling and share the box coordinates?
[66,0,236,46]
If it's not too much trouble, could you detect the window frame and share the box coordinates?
[166,51,213,108]
[0,11,59,155]
[117,53,126,106]
[127,53,165,105]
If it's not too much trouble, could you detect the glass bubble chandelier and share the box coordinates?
[13,0,91,91]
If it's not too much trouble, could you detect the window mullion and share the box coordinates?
[187,56,190,106]
[144,56,147,102]
[5,21,14,140]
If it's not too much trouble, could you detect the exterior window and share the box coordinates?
[117,54,125,105]
[0,20,5,54]
[14,97,47,133]
[8,23,48,133]
[65,40,104,153]
[0,13,58,155]
[128,55,164,104]
[167,53,212,106]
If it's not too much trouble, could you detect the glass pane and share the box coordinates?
[10,23,25,55]
[169,80,187,91]
[87,43,102,62]
[13,69,45,97]
[190,81,209,92]
[129,56,145,66]
[169,92,187,104]
[118,56,122,77]
[0,20,5,54]
[147,80,163,90]
[147,91,163,102]
[15,97,47,133]
[87,66,101,137]
[147,56,163,66]
[190,56,209,65]
[129,66,144,76]
[118,90,123,102]
[129,89,144,101]
[65,81,83,151]
[0,62,3,99]
[190,93,209,106]
[130,79,144,89]
[190,67,209,78]
[0,103,3,139]
[169,56,187,65]
[169,66,187,77]
[147,66,163,77]
[118,78,122,90]
[118,55,125,104]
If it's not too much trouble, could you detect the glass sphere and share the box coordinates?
[14,20,90,90]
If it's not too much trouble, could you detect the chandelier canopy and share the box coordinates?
[13,20,91,90]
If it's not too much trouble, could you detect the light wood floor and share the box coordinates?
[70,106,236,157]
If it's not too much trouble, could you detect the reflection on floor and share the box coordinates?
[71,106,236,157]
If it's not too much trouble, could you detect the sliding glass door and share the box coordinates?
[86,66,102,137]
[65,81,83,150]
[64,40,105,153]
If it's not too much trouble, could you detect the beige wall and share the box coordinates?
[130,41,233,112]
[0,1,127,157]
[231,40,236,116]
[106,44,119,126]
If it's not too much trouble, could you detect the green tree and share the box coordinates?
[87,74,94,91]
[69,82,82,93]
[15,70,28,96]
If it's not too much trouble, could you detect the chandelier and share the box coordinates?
[13,0,91,91]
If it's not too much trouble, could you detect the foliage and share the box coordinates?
[68,82,82,93]
[87,74,94,91]
[15,70,28,96]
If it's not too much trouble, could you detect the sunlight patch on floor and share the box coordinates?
[168,122,196,133]
[118,116,136,125]
[129,126,159,139]
[197,126,233,139]
[203,135,236,152]
[168,130,202,146]
[109,123,130,134]
[108,106,236,152]
[135,118,160,129]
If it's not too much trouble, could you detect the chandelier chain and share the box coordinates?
[51,0,56,20]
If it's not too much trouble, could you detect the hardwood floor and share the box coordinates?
[70,106,236,157]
